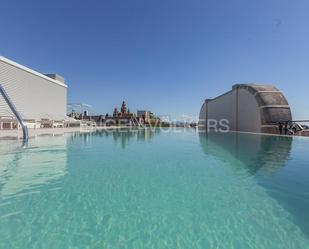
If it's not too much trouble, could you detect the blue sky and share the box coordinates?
[1,0,309,120]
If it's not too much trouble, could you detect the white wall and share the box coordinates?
[237,89,261,132]
[207,91,237,130]
[198,101,207,127]
[200,88,262,132]
[0,57,67,121]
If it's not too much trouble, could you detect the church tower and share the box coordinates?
[113,107,118,117]
[121,100,127,114]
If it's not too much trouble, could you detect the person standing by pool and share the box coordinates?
[284,122,289,135]
[278,122,283,135]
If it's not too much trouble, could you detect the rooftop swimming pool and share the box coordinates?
[0,129,309,248]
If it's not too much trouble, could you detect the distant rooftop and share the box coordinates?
[44,74,65,84]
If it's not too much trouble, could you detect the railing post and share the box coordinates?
[0,84,28,141]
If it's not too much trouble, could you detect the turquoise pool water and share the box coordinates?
[0,129,309,248]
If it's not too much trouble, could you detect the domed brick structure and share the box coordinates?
[199,84,292,134]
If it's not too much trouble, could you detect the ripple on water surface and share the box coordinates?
[0,130,309,249]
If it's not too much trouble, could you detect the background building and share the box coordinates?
[106,100,136,126]
[199,84,292,134]
[137,110,151,124]
[0,56,69,128]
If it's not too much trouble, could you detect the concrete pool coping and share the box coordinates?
[1,126,308,140]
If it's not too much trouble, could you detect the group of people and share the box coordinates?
[278,121,290,135]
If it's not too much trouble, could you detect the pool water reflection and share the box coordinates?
[0,129,308,248]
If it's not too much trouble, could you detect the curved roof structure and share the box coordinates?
[199,84,292,134]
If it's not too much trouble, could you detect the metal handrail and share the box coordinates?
[270,120,309,124]
[0,84,28,141]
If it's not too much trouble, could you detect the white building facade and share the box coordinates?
[0,56,68,128]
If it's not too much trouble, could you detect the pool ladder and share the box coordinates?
[0,84,29,141]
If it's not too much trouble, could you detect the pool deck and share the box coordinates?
[0,126,123,139]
